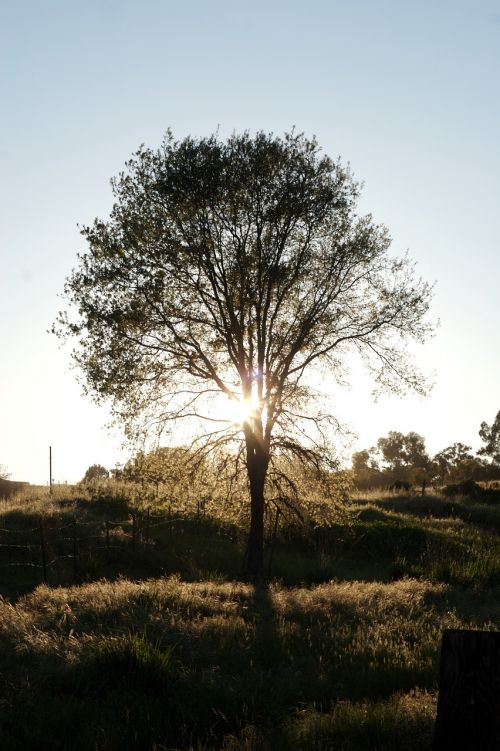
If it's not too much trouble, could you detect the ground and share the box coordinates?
[1,486,499,750]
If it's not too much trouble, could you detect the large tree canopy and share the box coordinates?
[479,410,500,465]
[377,431,431,483]
[56,130,433,575]
[81,464,109,483]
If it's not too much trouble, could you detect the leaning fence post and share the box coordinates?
[145,507,150,545]
[131,512,136,551]
[39,522,47,583]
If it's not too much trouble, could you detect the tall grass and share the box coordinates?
[1,485,500,748]
[1,574,498,749]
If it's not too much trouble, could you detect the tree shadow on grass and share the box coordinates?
[250,581,284,672]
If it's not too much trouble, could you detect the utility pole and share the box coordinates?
[49,446,53,495]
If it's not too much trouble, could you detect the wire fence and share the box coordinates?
[0,510,185,585]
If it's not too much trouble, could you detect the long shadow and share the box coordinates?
[250,581,284,672]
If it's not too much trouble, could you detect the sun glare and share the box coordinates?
[223,394,261,425]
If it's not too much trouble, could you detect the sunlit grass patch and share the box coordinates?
[0,573,496,749]
[283,690,436,751]
[363,492,500,532]
[1,484,500,748]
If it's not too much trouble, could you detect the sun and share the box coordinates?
[222,394,260,426]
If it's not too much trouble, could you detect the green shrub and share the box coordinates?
[75,633,174,695]
[443,479,481,499]
[283,691,436,751]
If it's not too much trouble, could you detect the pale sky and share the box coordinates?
[1,0,499,484]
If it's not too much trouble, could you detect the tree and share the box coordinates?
[351,449,384,489]
[82,464,109,482]
[479,411,500,466]
[433,442,485,484]
[0,464,10,481]
[56,130,433,577]
[376,431,431,486]
[432,442,496,484]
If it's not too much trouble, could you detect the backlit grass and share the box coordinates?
[1,487,500,748]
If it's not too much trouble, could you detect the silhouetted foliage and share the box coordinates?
[479,410,500,466]
[442,479,500,503]
[352,432,432,489]
[432,443,486,484]
[442,478,481,499]
[56,130,433,575]
[389,480,412,492]
[82,464,109,483]
[377,431,431,485]
[351,449,385,489]
[353,428,500,491]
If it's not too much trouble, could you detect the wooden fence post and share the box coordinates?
[39,523,47,583]
[433,628,500,750]
[131,512,136,551]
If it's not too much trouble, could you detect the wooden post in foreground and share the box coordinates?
[49,446,53,495]
[433,629,500,750]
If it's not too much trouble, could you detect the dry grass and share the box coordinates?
[1,486,500,748]
[1,573,498,749]
[0,484,82,516]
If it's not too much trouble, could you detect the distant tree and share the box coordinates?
[352,449,378,473]
[433,443,486,484]
[351,449,384,489]
[55,130,433,576]
[478,411,500,466]
[82,464,109,482]
[376,431,431,486]
[0,464,10,480]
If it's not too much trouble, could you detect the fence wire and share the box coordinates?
[0,511,179,583]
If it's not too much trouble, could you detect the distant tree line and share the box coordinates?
[81,410,500,501]
[351,410,500,490]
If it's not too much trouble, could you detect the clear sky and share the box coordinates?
[1,0,499,484]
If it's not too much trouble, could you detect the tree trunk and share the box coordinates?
[433,629,500,750]
[243,430,269,579]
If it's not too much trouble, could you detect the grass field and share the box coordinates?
[1,486,500,750]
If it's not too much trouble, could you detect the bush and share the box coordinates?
[75,633,174,696]
[442,479,481,499]
[442,479,500,504]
